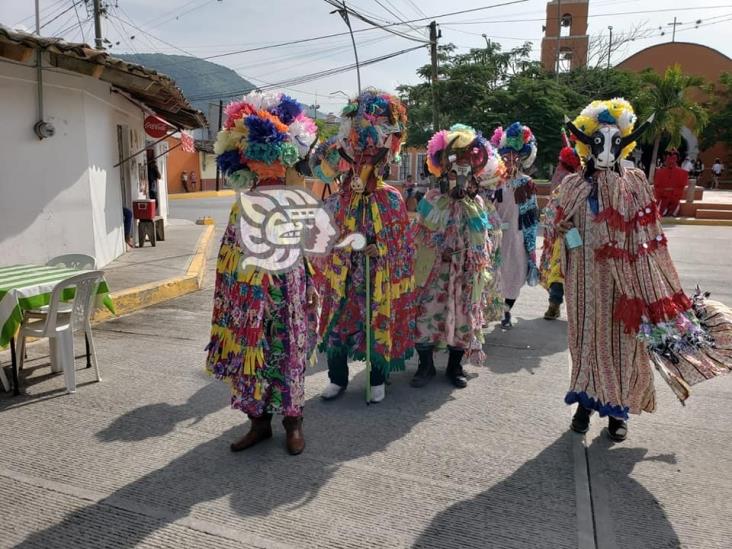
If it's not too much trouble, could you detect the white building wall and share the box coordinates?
[0,57,146,268]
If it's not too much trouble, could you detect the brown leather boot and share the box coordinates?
[282,416,305,455]
[230,414,272,452]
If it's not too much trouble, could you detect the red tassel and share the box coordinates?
[614,296,645,333]
[595,243,631,261]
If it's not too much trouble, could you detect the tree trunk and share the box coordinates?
[648,136,661,183]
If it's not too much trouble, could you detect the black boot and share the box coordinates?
[446,348,467,388]
[608,417,628,442]
[411,348,436,388]
[570,406,593,434]
[501,310,513,329]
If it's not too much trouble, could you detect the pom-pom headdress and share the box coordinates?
[559,146,581,172]
[491,122,538,168]
[337,89,407,161]
[213,90,317,189]
[426,123,505,187]
[570,98,638,161]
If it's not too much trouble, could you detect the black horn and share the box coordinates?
[441,135,461,171]
[619,113,655,149]
[564,115,592,145]
[338,148,354,164]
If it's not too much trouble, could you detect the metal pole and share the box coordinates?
[429,21,439,132]
[35,0,44,132]
[215,99,223,191]
[672,16,677,42]
[93,0,104,50]
[555,0,561,80]
[607,26,613,69]
[340,2,361,94]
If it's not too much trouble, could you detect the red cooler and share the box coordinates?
[133,199,156,220]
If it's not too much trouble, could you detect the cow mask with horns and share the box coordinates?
[564,98,654,174]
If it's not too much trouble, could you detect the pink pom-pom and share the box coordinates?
[427,130,448,157]
[490,127,504,148]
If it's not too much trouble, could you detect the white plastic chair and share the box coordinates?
[16,271,104,393]
[24,254,99,365]
[0,363,9,392]
[47,254,97,270]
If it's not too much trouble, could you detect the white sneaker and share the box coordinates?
[370,384,385,403]
[321,382,345,400]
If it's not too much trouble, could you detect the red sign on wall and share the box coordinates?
[144,115,169,138]
[181,132,195,153]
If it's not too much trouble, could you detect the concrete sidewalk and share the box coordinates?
[0,225,730,548]
[93,219,215,321]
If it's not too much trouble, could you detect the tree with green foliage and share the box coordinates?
[702,72,732,151]
[638,64,708,182]
[397,42,646,177]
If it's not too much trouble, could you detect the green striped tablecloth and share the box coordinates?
[0,264,115,348]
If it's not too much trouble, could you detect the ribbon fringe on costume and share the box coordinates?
[565,390,630,420]
[614,292,693,333]
[595,234,669,262]
[594,201,659,233]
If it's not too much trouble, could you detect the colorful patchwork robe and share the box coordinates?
[315,181,416,376]
[412,189,493,362]
[206,199,318,417]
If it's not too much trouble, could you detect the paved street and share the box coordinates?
[1,199,731,548]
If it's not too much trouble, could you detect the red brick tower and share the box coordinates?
[541,0,589,72]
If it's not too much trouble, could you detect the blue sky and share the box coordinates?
[3,0,731,114]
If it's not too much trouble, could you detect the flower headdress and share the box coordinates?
[338,88,407,160]
[213,90,317,188]
[426,123,505,186]
[571,98,638,161]
[490,121,538,168]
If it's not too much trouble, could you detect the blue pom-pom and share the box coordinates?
[506,121,523,137]
[598,110,616,125]
[216,149,243,175]
[272,95,302,125]
[245,114,287,145]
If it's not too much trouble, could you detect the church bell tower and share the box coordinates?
[541,0,589,72]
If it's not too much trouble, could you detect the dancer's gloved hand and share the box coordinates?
[364,243,379,258]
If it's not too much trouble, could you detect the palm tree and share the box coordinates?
[639,64,709,182]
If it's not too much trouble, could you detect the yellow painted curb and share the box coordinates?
[169,190,235,200]
[93,224,216,322]
[662,218,732,227]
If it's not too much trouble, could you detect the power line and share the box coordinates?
[443,5,732,25]
[71,0,87,43]
[39,0,84,31]
[203,0,527,60]
[188,44,425,102]
[12,0,68,27]
[323,0,430,43]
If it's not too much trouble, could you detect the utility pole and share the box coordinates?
[607,26,613,69]
[330,1,361,94]
[93,0,104,50]
[429,20,439,132]
[215,99,223,191]
[554,0,561,80]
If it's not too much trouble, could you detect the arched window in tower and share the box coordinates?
[560,14,572,37]
[558,47,573,72]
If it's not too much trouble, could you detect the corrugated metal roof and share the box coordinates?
[0,24,207,129]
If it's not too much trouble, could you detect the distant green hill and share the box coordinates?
[116,53,255,115]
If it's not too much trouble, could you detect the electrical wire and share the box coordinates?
[187,44,425,102]
[203,0,527,60]
[39,0,84,31]
[71,0,87,43]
